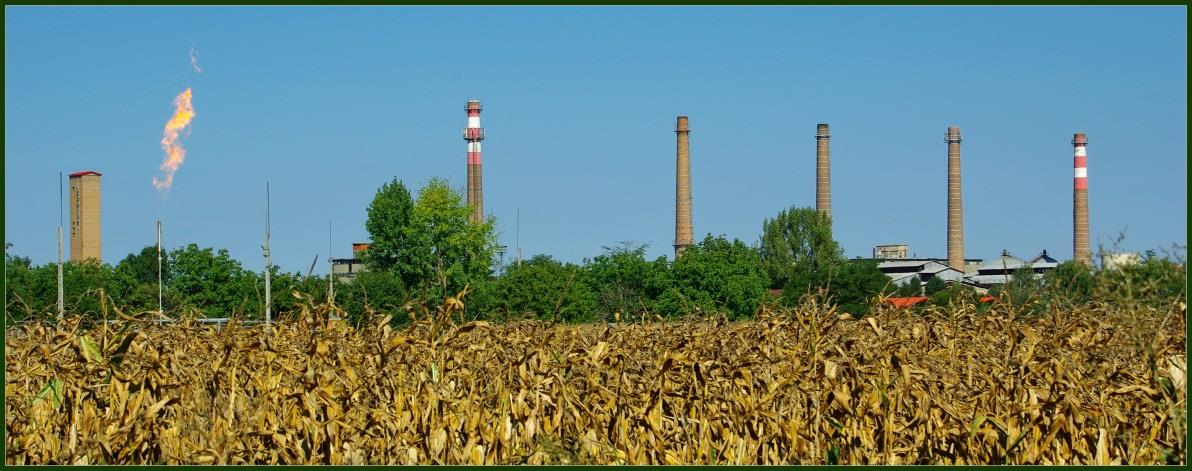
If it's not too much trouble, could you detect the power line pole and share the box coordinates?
[264,181,272,325]
[516,208,522,267]
[57,172,64,320]
[327,219,334,305]
[157,220,163,316]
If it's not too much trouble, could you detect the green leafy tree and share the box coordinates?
[924,276,947,296]
[584,242,668,319]
[896,277,923,297]
[990,267,1046,316]
[399,178,498,300]
[363,178,415,273]
[929,283,980,310]
[829,259,895,318]
[1096,250,1187,306]
[471,255,597,322]
[333,270,407,326]
[662,235,768,320]
[260,268,331,319]
[5,246,44,320]
[110,245,177,313]
[168,244,259,319]
[1044,260,1095,306]
[759,207,843,294]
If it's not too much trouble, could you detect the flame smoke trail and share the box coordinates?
[189,45,202,73]
[153,88,195,192]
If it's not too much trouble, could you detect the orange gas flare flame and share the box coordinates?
[153,88,195,192]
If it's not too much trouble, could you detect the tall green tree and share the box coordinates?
[471,255,597,322]
[896,277,923,297]
[826,259,895,318]
[111,245,174,312]
[332,270,407,326]
[5,247,45,320]
[759,207,843,294]
[168,244,259,319]
[662,235,768,319]
[584,242,668,319]
[1044,260,1095,306]
[924,276,947,296]
[400,178,498,300]
[363,178,415,273]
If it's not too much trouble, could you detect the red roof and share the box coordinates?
[69,170,102,177]
[885,296,929,308]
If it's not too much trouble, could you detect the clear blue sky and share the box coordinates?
[5,6,1187,275]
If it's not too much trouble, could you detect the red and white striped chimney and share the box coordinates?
[1072,132,1091,266]
[464,100,485,223]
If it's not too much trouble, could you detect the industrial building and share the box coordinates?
[873,247,1059,288]
[68,170,102,261]
[873,244,909,260]
[330,243,369,283]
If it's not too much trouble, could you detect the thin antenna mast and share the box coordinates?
[57,172,64,320]
[516,208,522,267]
[264,181,272,325]
[327,219,334,305]
[157,220,163,316]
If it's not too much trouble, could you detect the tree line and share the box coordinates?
[5,177,1185,325]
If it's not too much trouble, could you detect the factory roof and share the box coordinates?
[1029,250,1059,267]
[69,170,102,177]
[976,250,1029,273]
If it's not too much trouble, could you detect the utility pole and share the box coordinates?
[157,220,163,316]
[264,181,271,325]
[516,208,522,267]
[57,172,64,320]
[327,219,334,305]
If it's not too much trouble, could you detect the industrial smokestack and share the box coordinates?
[464,100,485,224]
[674,116,693,256]
[815,123,831,219]
[1072,133,1091,266]
[945,126,964,271]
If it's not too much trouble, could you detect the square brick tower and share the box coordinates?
[69,170,102,261]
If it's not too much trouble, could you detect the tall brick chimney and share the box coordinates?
[945,126,964,271]
[674,116,693,256]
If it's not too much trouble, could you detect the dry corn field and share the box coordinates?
[5,298,1187,464]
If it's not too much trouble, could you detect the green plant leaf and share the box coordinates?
[80,334,103,364]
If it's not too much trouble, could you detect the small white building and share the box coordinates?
[1102,252,1141,271]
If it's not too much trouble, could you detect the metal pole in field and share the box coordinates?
[327,219,334,304]
[516,208,521,267]
[57,172,64,320]
[157,220,163,316]
[264,181,271,325]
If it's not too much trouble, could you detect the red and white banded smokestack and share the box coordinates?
[464,100,485,223]
[1072,132,1091,266]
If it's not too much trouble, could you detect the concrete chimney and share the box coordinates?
[1072,133,1091,266]
[68,170,102,261]
[945,126,964,271]
[815,123,831,219]
[464,100,485,224]
[674,116,693,256]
